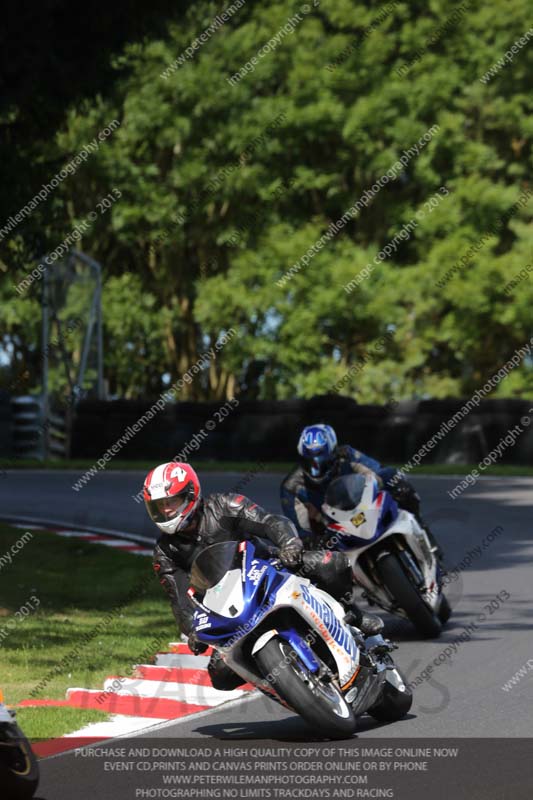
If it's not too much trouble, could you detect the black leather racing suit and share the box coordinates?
[152,492,353,690]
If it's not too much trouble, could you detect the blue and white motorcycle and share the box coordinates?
[321,474,451,638]
[188,539,412,739]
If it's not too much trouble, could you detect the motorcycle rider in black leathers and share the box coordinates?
[145,461,383,691]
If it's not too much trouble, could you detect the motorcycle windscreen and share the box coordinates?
[190,542,242,592]
[203,570,245,617]
[190,542,246,617]
[325,474,366,510]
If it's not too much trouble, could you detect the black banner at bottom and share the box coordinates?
[38,738,532,800]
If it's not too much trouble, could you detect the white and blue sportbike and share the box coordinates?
[188,539,412,739]
[321,474,451,638]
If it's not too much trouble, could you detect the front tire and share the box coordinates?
[0,724,40,799]
[255,637,357,739]
[438,594,452,624]
[376,553,442,638]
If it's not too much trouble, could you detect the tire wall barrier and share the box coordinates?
[0,391,13,456]
[58,394,533,465]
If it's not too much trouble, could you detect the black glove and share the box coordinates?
[388,479,420,515]
[187,631,209,655]
[279,537,304,569]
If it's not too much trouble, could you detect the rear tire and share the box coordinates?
[255,637,357,739]
[376,553,442,638]
[369,670,413,722]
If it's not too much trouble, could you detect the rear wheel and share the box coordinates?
[255,637,357,739]
[369,669,413,722]
[376,553,442,638]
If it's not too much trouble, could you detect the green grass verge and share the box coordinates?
[0,524,175,741]
[14,706,111,741]
[5,459,533,476]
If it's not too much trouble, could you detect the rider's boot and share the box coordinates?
[343,591,384,636]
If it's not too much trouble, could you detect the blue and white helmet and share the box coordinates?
[297,424,338,483]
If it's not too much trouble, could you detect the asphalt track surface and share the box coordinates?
[2,469,533,797]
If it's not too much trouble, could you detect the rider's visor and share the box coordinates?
[145,486,193,523]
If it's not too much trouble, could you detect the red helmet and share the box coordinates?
[143,462,201,535]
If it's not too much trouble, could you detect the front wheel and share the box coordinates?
[255,637,357,739]
[376,553,442,638]
[0,723,40,800]
[438,593,452,624]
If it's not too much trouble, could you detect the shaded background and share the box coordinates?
[1,0,532,460]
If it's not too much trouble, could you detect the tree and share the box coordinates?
[1,0,532,401]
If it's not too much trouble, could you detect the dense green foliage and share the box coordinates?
[1,0,532,402]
